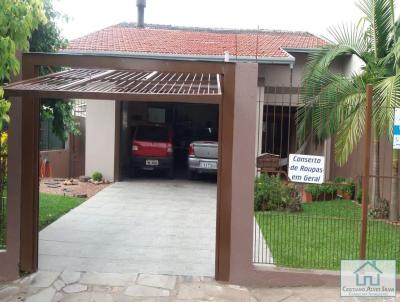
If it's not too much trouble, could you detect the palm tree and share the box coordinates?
[296,0,400,220]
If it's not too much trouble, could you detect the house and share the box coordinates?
[353,261,383,286]
[58,1,359,182]
[3,0,396,286]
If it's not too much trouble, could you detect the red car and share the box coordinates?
[131,124,174,178]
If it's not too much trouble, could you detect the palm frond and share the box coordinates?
[297,69,366,149]
[325,23,369,59]
[335,102,366,166]
[374,74,400,138]
[356,0,395,58]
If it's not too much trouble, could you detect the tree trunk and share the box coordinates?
[389,150,399,222]
[370,138,380,208]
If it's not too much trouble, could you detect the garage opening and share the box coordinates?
[119,102,219,180]
[3,66,223,277]
[36,99,219,277]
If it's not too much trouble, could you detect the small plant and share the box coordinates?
[356,179,363,203]
[92,171,103,182]
[304,183,337,201]
[304,184,321,197]
[369,199,390,219]
[335,177,355,200]
[287,187,303,213]
[340,182,355,196]
[334,176,347,183]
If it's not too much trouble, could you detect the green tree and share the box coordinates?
[296,0,400,220]
[29,0,79,143]
[29,0,67,53]
[0,0,46,130]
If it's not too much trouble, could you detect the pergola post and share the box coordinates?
[19,62,40,273]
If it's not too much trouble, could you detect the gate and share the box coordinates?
[0,146,6,250]
[253,84,400,271]
[70,100,86,177]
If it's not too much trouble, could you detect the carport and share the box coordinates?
[119,101,219,179]
[0,53,267,286]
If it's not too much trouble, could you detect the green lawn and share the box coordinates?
[1,193,85,248]
[255,200,400,271]
[39,193,86,230]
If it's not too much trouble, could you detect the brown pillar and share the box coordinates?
[0,97,23,281]
[19,61,40,273]
[229,63,259,281]
[215,64,235,281]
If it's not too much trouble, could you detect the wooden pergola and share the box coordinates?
[1,53,237,282]
[5,68,222,102]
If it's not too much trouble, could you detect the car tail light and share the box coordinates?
[188,144,194,156]
[132,143,139,152]
[167,144,173,155]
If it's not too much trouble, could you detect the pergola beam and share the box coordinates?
[4,68,222,103]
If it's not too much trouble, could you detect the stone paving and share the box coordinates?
[0,270,399,302]
[39,180,217,277]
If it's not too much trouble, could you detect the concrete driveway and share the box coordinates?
[39,179,217,277]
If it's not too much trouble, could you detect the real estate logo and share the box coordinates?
[341,260,396,297]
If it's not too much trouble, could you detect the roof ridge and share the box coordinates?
[115,22,317,37]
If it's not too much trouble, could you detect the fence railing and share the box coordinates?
[0,196,6,250]
[253,84,400,271]
[253,179,400,270]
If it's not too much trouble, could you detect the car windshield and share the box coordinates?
[193,128,218,141]
[135,126,169,142]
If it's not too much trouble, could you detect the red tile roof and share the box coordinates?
[67,24,326,60]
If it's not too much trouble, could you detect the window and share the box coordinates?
[135,126,169,142]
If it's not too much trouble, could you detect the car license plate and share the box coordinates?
[145,159,159,166]
[200,162,217,169]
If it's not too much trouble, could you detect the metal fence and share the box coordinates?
[0,153,6,250]
[253,84,400,271]
[0,196,6,250]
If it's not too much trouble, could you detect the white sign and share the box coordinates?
[288,154,325,184]
[394,108,400,150]
[341,260,396,298]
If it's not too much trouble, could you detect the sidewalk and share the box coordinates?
[0,271,398,302]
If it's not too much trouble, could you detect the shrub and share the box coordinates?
[304,183,337,200]
[254,174,290,211]
[92,171,103,182]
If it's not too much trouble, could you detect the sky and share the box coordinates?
[54,0,365,41]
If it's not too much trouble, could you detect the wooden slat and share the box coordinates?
[4,68,222,98]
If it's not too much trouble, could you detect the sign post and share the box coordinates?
[288,154,325,184]
[394,108,400,150]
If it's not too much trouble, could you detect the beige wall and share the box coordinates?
[85,100,116,182]
[262,53,348,106]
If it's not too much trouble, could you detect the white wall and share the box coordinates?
[85,99,116,181]
[342,54,365,76]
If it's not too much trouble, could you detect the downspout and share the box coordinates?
[287,63,293,154]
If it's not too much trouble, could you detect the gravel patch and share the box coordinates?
[40,178,110,198]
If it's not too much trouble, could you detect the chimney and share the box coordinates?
[136,0,146,28]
